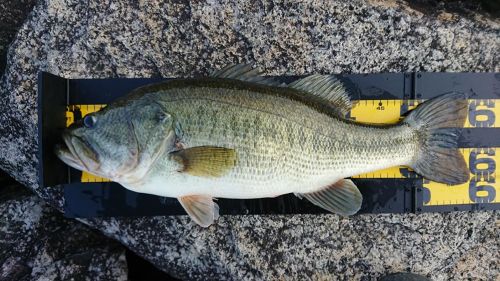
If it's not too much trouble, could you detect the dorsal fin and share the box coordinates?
[288,74,353,117]
[210,64,283,87]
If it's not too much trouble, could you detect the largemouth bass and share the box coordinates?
[56,64,469,227]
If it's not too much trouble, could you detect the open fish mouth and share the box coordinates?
[55,132,99,172]
[55,143,85,171]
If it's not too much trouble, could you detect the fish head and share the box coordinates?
[56,100,176,182]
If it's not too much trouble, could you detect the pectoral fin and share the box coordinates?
[296,179,362,216]
[179,195,220,227]
[170,146,238,177]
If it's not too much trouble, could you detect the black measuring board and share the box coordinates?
[414,73,500,213]
[37,71,500,219]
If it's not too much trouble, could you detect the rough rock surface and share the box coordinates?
[0,0,499,280]
[0,0,38,76]
[0,180,128,281]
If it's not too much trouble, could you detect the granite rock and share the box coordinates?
[0,0,499,280]
[0,182,128,281]
[0,0,38,76]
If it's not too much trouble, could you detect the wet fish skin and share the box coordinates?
[55,65,469,227]
[140,78,418,198]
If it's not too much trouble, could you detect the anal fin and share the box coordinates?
[296,179,362,216]
[179,195,220,227]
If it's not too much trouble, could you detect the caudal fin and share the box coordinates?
[404,92,470,185]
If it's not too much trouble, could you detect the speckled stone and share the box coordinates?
[0,184,128,281]
[0,0,38,76]
[0,0,499,280]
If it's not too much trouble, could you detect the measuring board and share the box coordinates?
[38,72,500,218]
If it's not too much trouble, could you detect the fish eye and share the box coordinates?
[83,115,97,128]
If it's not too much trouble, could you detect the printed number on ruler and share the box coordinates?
[421,100,498,205]
[468,99,497,128]
[422,148,498,205]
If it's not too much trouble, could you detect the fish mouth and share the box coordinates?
[55,132,100,172]
[55,141,85,172]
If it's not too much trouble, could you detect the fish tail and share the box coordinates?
[404,92,470,185]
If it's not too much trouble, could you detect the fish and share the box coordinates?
[55,64,470,227]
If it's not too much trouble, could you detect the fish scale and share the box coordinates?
[143,84,419,198]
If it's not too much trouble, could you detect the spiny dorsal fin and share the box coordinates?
[178,195,219,227]
[210,64,283,87]
[288,74,352,117]
[170,146,238,178]
[296,179,362,216]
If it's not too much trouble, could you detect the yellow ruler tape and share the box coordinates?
[66,99,500,206]
[422,147,498,205]
[349,99,499,206]
[351,99,500,128]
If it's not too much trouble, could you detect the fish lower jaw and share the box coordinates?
[55,146,86,171]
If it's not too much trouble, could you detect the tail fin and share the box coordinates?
[404,92,470,185]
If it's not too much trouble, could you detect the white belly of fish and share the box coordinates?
[124,174,337,199]
[121,154,404,199]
